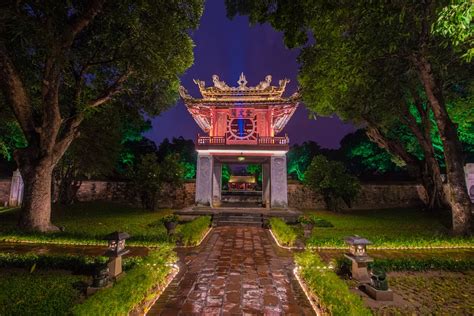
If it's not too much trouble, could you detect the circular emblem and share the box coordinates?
[228,118,255,139]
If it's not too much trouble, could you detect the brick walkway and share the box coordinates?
[149,226,314,315]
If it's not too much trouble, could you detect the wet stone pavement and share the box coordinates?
[149,226,314,315]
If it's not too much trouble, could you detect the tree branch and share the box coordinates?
[86,69,132,108]
[0,44,36,139]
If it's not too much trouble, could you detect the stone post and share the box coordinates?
[262,161,271,208]
[212,161,222,207]
[270,154,288,208]
[8,169,24,207]
[464,163,474,203]
[195,152,213,206]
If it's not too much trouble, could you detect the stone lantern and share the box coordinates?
[104,231,130,278]
[344,235,373,283]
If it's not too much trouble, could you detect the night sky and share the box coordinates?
[145,0,356,149]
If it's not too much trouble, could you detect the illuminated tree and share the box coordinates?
[0,0,203,231]
[227,0,473,234]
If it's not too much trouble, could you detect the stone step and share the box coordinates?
[215,220,263,227]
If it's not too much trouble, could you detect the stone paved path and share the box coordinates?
[149,226,314,315]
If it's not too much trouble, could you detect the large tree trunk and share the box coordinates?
[415,55,472,235]
[18,158,59,232]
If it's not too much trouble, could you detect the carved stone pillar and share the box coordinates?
[195,153,213,206]
[8,169,24,207]
[212,160,222,207]
[270,154,288,208]
[262,161,271,208]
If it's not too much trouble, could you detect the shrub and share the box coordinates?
[298,214,334,227]
[0,253,143,274]
[304,155,360,211]
[176,216,211,246]
[161,214,179,223]
[72,246,176,316]
[129,153,184,211]
[295,251,371,316]
[269,217,297,246]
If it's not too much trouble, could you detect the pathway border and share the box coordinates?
[268,228,323,315]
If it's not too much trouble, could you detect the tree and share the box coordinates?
[129,153,184,211]
[339,129,404,178]
[304,155,360,211]
[157,137,197,179]
[0,1,203,231]
[53,102,149,204]
[227,0,473,234]
[287,141,323,181]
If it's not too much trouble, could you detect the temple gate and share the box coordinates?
[180,73,299,209]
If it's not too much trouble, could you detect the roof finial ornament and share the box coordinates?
[256,75,272,90]
[212,75,229,90]
[237,72,248,88]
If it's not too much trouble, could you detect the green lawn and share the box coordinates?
[0,202,172,246]
[303,208,474,248]
[0,269,87,316]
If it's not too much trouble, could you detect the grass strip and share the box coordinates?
[176,215,211,246]
[269,217,297,247]
[335,256,474,272]
[295,251,372,316]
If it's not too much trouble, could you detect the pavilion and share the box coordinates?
[179,73,299,209]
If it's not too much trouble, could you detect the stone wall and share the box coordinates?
[0,177,428,210]
[0,179,11,206]
[75,181,196,209]
[288,182,427,210]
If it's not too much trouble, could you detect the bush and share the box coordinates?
[0,253,144,275]
[298,214,334,227]
[336,257,474,272]
[72,246,176,316]
[295,251,371,316]
[304,155,360,211]
[269,217,297,246]
[176,216,211,246]
[129,153,184,210]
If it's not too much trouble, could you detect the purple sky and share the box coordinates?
[145,0,355,149]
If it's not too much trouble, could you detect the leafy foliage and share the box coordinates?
[298,215,333,227]
[432,0,474,61]
[295,251,371,316]
[129,153,184,210]
[157,137,197,179]
[304,155,360,211]
[269,217,297,246]
[72,247,176,316]
[176,216,211,246]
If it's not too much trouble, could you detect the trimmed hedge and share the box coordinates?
[176,215,211,246]
[336,256,474,272]
[0,253,143,274]
[295,251,371,316]
[72,246,176,316]
[269,217,297,247]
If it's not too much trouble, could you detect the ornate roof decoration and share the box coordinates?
[180,73,293,101]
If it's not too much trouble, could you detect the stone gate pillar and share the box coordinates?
[9,169,24,207]
[465,163,474,202]
[262,161,271,208]
[195,153,213,206]
[270,154,288,208]
[212,161,222,207]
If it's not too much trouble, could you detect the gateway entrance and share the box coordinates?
[180,73,299,208]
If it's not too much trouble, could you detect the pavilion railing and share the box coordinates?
[196,135,289,146]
